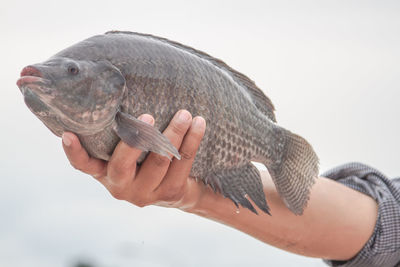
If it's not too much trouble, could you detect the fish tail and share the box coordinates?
[262,127,319,215]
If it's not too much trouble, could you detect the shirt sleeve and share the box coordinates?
[322,162,400,267]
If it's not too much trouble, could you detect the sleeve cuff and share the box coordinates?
[322,162,400,267]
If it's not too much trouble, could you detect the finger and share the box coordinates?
[134,110,192,191]
[106,114,154,198]
[62,132,107,179]
[155,116,206,200]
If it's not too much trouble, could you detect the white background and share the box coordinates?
[1,0,399,266]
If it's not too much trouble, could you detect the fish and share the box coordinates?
[17,31,319,215]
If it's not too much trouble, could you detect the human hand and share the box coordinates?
[62,110,207,210]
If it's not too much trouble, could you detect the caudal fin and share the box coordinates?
[266,129,319,215]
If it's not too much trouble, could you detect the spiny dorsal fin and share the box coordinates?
[105,30,276,122]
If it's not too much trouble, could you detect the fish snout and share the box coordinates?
[17,65,47,89]
[20,65,43,78]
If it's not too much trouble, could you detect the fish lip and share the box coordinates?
[20,65,43,78]
[16,76,52,94]
[17,76,44,87]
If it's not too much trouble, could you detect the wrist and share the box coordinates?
[175,178,208,213]
[182,179,239,220]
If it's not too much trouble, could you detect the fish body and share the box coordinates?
[17,31,319,214]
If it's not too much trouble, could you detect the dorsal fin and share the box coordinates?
[105,31,276,122]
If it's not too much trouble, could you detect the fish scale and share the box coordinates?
[17,31,319,215]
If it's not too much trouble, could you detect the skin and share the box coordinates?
[62,110,378,261]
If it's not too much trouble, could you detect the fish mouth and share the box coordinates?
[17,76,45,87]
[17,66,51,94]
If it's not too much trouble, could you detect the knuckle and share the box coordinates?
[179,149,196,160]
[189,128,205,139]
[70,161,85,172]
[161,185,185,202]
[109,187,126,200]
[152,155,170,167]
[109,160,132,177]
[170,121,187,136]
[107,180,130,201]
[92,172,103,180]
[129,193,151,208]
[108,167,124,180]
[133,199,148,208]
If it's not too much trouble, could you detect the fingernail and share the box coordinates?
[62,133,72,147]
[177,110,191,122]
[193,116,206,130]
[139,114,154,125]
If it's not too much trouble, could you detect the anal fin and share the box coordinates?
[206,164,270,215]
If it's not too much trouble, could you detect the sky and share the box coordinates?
[1,0,399,266]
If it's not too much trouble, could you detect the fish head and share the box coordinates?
[17,57,126,135]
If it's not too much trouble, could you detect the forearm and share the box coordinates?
[62,111,379,262]
[185,171,378,261]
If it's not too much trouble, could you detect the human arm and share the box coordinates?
[61,110,378,261]
[190,172,377,261]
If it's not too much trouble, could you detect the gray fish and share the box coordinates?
[17,31,319,215]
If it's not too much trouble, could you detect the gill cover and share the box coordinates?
[39,58,126,134]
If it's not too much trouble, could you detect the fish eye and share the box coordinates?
[67,64,79,75]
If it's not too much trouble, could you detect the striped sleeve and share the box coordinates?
[322,162,400,267]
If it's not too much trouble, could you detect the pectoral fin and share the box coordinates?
[113,111,181,160]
